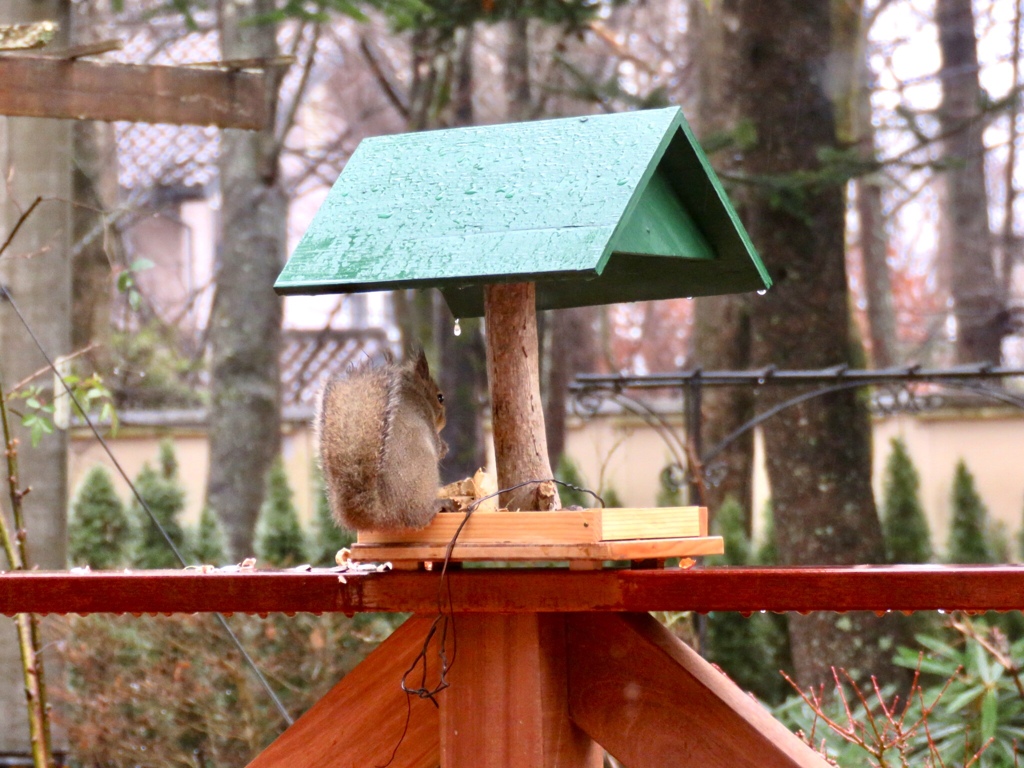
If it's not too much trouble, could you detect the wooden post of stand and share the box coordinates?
[483,281,560,512]
[439,614,601,768]
[431,281,600,767]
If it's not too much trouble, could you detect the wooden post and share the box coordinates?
[439,614,601,768]
[483,282,560,511]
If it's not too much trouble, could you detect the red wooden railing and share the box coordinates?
[2,565,1023,616]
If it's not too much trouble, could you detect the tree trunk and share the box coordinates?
[700,0,893,688]
[505,17,531,122]
[1001,0,1022,298]
[858,176,898,368]
[435,310,487,482]
[0,1,71,753]
[451,24,474,127]
[831,0,898,369]
[936,0,1008,364]
[485,283,560,512]
[687,1,756,522]
[689,295,755,517]
[206,0,285,560]
[544,307,597,472]
[404,24,488,483]
[433,24,487,483]
[71,120,119,373]
[392,27,452,362]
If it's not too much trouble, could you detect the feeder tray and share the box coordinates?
[349,506,723,569]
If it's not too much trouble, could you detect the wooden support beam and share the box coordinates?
[6,566,1024,616]
[565,613,828,767]
[247,615,440,768]
[439,614,601,768]
[484,281,559,512]
[0,55,268,128]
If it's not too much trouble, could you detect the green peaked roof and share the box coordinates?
[275,107,770,318]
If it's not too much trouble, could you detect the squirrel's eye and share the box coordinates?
[437,393,444,404]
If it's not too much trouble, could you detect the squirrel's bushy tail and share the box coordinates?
[316,352,444,532]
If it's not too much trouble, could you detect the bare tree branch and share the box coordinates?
[271,20,322,164]
[359,32,410,119]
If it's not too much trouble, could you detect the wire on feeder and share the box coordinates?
[378,478,603,767]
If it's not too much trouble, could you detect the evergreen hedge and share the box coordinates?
[309,469,354,566]
[69,465,132,569]
[256,459,308,567]
[881,437,932,563]
[131,440,187,569]
[946,459,993,564]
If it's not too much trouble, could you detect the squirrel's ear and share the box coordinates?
[413,348,430,379]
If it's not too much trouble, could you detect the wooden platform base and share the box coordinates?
[247,612,828,768]
[349,507,723,567]
[349,536,724,565]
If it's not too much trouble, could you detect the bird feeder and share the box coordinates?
[265,109,825,768]
[276,106,770,565]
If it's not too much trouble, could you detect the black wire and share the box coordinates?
[376,690,413,768]
[0,284,294,727]
[380,477,604,766]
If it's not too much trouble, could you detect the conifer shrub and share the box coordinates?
[1018,495,1024,561]
[989,519,1011,563]
[158,437,178,479]
[130,440,187,569]
[705,497,790,704]
[68,465,132,569]
[946,460,993,564]
[554,453,593,507]
[309,469,354,566]
[62,611,384,766]
[944,466,1023,634]
[256,459,308,567]
[881,437,932,563]
[188,506,228,565]
[707,496,751,567]
[552,453,624,508]
[601,486,623,508]
[756,500,778,566]
[655,465,684,507]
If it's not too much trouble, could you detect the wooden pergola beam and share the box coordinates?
[0,55,268,128]
[4,565,1024,616]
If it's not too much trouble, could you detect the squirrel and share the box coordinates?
[316,349,448,532]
